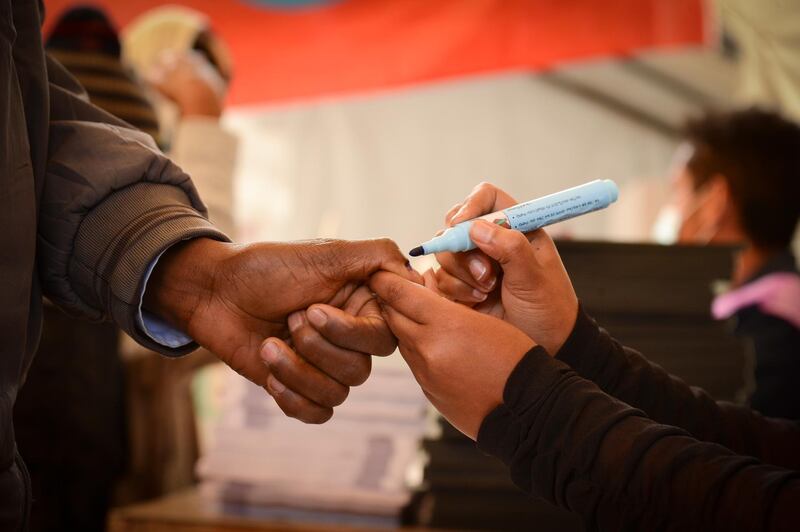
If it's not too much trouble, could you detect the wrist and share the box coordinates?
[546,302,579,356]
[177,92,223,118]
[143,237,231,336]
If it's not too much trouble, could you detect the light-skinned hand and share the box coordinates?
[430,182,578,356]
[146,50,227,118]
[369,270,535,440]
[144,237,420,424]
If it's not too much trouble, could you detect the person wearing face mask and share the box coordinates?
[655,109,800,420]
[331,182,800,531]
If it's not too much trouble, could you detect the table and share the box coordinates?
[108,489,446,532]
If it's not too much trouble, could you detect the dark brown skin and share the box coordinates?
[144,237,419,423]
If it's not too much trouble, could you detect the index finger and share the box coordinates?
[449,182,518,225]
[340,238,423,284]
[369,271,448,324]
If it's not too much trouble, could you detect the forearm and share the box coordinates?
[556,309,800,468]
[478,348,800,531]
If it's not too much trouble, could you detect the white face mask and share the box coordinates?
[652,180,722,246]
[652,204,681,245]
[652,143,722,246]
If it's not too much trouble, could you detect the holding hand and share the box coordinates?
[145,237,418,423]
[369,271,535,440]
[431,182,579,356]
[146,50,227,118]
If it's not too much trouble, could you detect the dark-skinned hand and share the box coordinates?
[145,237,420,423]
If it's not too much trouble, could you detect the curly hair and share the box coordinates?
[684,108,800,250]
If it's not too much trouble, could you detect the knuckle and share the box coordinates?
[268,388,293,414]
[445,202,463,222]
[434,253,455,273]
[292,328,318,355]
[473,181,494,193]
[377,237,402,256]
[507,231,530,253]
[435,275,456,295]
[306,408,334,425]
[366,320,395,355]
[271,389,332,425]
[340,356,372,387]
[325,385,350,408]
[265,353,288,378]
[374,337,397,357]
[333,315,356,338]
[384,283,405,306]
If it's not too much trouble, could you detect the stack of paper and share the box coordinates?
[196,359,428,517]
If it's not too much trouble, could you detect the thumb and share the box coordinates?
[469,220,540,283]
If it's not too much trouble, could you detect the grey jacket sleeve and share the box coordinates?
[38,54,230,355]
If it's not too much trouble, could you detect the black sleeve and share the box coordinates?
[477,347,800,531]
[555,308,800,469]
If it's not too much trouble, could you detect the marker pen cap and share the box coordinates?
[598,179,619,203]
[419,222,476,254]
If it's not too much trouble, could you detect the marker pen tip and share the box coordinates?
[408,246,424,257]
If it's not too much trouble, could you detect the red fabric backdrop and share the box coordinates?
[43,0,705,106]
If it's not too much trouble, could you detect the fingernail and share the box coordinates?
[471,221,494,244]
[288,312,305,332]
[267,376,286,395]
[472,289,488,301]
[468,258,488,281]
[308,308,328,328]
[451,206,467,224]
[262,341,280,364]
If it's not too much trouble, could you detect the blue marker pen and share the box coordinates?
[409,179,619,256]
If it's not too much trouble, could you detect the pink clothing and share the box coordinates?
[712,272,800,329]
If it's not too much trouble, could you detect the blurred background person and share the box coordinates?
[44,7,161,137]
[123,4,237,236]
[656,108,800,420]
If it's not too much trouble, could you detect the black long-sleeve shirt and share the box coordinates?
[477,309,800,531]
